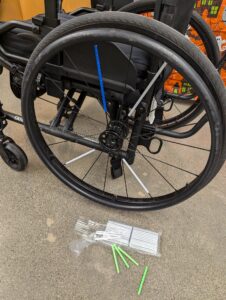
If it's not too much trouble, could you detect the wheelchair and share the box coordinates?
[0,0,226,210]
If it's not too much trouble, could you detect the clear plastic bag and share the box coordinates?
[70,217,161,257]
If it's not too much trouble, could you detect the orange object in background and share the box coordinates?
[195,0,226,83]
[165,0,226,93]
[0,0,23,20]
[0,0,91,21]
[0,0,225,91]
[63,0,91,12]
[141,1,226,93]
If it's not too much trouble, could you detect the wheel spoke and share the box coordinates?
[128,62,168,117]
[82,152,102,181]
[103,155,109,192]
[122,158,152,197]
[139,152,177,191]
[122,162,128,198]
[38,96,57,106]
[142,154,199,177]
[47,132,102,147]
[48,140,68,147]
[64,149,96,166]
[174,102,182,114]
[94,45,108,113]
[161,138,210,152]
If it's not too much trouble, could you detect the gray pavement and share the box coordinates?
[0,71,226,300]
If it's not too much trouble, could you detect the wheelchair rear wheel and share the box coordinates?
[120,0,220,66]
[120,0,221,130]
[22,12,226,210]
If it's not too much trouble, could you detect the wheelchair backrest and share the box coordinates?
[44,42,138,99]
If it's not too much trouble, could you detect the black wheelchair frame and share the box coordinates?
[1,0,226,210]
[0,0,198,164]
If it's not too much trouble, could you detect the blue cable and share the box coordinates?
[93,45,108,113]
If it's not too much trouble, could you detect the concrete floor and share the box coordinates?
[0,71,226,300]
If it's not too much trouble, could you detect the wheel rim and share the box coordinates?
[5,150,18,167]
[22,27,222,209]
[120,2,218,130]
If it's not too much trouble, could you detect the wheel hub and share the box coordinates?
[99,121,129,152]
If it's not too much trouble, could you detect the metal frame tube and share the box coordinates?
[0,21,34,35]
[4,111,128,158]
[44,0,59,27]
[143,115,208,139]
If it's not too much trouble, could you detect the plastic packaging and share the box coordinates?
[70,217,161,257]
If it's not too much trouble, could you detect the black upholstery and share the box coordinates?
[91,0,132,11]
[0,19,41,58]
[0,14,74,59]
[0,12,149,82]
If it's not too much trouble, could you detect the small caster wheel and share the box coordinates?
[1,142,28,171]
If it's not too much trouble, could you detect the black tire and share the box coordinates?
[119,0,220,130]
[22,12,226,210]
[2,142,28,171]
